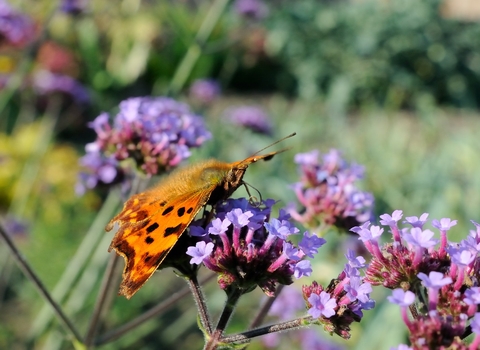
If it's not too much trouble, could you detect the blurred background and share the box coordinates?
[1,0,480,349]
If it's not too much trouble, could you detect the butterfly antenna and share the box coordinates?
[251,132,296,156]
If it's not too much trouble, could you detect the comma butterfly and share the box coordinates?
[106,133,295,299]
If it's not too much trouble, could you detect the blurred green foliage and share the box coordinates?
[265,0,480,108]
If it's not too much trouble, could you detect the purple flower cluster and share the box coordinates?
[59,0,87,15]
[302,250,374,339]
[32,70,89,104]
[189,79,220,105]
[0,0,34,46]
[225,105,272,135]
[233,0,268,20]
[186,198,324,296]
[352,210,480,349]
[77,96,211,194]
[288,149,374,233]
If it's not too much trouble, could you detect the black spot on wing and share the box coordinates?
[145,236,154,244]
[162,206,174,216]
[186,207,193,214]
[146,222,159,233]
[159,200,167,207]
[164,223,183,237]
[177,207,185,217]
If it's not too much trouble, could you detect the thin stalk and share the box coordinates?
[186,274,213,335]
[0,223,82,343]
[94,273,215,345]
[29,190,120,339]
[84,254,120,347]
[204,289,243,350]
[221,317,312,346]
[167,0,229,95]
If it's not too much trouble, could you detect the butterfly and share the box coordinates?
[106,133,295,299]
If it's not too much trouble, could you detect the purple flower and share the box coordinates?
[59,0,87,15]
[264,218,293,239]
[233,0,268,20]
[464,287,480,305]
[2,216,29,239]
[0,0,34,46]
[471,313,480,335]
[432,218,458,231]
[379,210,403,226]
[189,79,220,104]
[418,271,452,289]
[77,96,211,193]
[193,198,311,296]
[32,70,89,104]
[298,232,326,258]
[76,151,121,195]
[226,209,253,228]
[288,149,374,232]
[344,277,372,303]
[345,249,366,269]
[208,218,231,235]
[449,247,475,267]
[387,289,415,307]
[404,213,429,228]
[307,291,337,318]
[357,225,383,242]
[226,105,272,135]
[186,241,214,265]
[402,228,438,249]
[294,260,312,278]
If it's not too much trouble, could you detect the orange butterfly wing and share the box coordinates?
[107,188,214,299]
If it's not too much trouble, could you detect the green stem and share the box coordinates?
[221,316,312,346]
[0,222,82,343]
[204,288,243,350]
[186,274,213,335]
[167,0,230,95]
[94,273,216,345]
[83,254,120,346]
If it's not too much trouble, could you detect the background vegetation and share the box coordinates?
[1,0,480,349]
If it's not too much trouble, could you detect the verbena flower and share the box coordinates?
[77,96,211,194]
[287,149,374,233]
[2,216,29,239]
[353,210,480,349]
[225,105,272,135]
[0,0,34,46]
[186,198,319,296]
[32,70,89,104]
[189,79,220,105]
[302,252,374,339]
[233,0,268,20]
[59,0,87,15]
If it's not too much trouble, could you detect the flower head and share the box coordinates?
[225,105,272,135]
[77,96,211,193]
[0,0,35,46]
[187,198,316,296]
[59,0,87,15]
[32,70,89,104]
[288,149,374,232]
[189,79,220,105]
[233,0,268,20]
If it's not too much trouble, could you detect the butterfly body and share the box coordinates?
[106,134,295,299]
